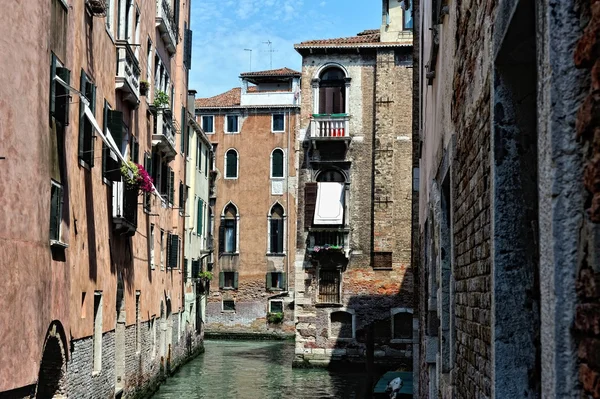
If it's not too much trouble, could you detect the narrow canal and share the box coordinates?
[151,340,373,398]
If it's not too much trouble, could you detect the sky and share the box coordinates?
[189,0,382,98]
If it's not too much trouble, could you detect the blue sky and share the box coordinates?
[189,0,382,98]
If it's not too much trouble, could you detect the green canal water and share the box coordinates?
[151,340,372,399]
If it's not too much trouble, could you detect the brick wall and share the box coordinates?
[575,1,600,397]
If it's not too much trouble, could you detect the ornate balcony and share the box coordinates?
[308,115,351,158]
[115,40,141,107]
[112,181,138,236]
[152,108,177,161]
[155,0,178,56]
[307,228,350,260]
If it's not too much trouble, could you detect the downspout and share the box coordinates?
[286,108,291,295]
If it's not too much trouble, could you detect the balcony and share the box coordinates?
[308,114,351,157]
[152,108,177,161]
[112,181,138,236]
[308,228,350,260]
[115,40,141,107]
[155,0,178,56]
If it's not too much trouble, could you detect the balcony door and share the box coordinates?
[319,68,345,115]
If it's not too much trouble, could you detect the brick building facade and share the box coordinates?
[292,0,414,367]
[415,0,600,397]
[195,68,300,337]
[0,0,205,397]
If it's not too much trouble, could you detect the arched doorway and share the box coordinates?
[36,321,67,398]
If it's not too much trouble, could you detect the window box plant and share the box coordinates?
[120,160,154,194]
[153,90,170,108]
[267,312,284,324]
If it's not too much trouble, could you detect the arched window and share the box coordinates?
[319,67,346,114]
[271,149,284,179]
[220,203,238,254]
[225,149,238,179]
[269,204,285,254]
[317,169,345,182]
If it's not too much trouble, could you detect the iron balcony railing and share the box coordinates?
[115,40,141,105]
[152,108,177,160]
[309,230,345,250]
[112,180,138,236]
[309,114,350,139]
[155,0,178,55]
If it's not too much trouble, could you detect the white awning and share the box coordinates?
[313,182,344,225]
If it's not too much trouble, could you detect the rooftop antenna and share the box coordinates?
[244,49,253,72]
[262,40,278,69]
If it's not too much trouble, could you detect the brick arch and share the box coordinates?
[36,321,68,398]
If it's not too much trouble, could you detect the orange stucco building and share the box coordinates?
[195,68,300,336]
[0,0,204,396]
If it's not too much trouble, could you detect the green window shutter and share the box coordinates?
[226,150,237,178]
[50,54,57,118]
[197,199,204,236]
[233,272,239,289]
[180,107,186,154]
[102,103,108,178]
[78,70,87,161]
[168,234,179,268]
[272,150,284,178]
[178,181,184,209]
[218,223,225,256]
[132,138,139,164]
[219,271,224,289]
[205,148,208,177]
[183,258,188,277]
[169,169,175,204]
[143,153,152,211]
[281,272,287,290]
[266,272,272,290]
[107,110,124,153]
[49,183,62,241]
[166,233,172,266]
[55,67,71,127]
[192,260,200,278]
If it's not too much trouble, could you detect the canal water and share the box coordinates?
[151,340,373,399]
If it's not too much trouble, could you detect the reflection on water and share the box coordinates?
[151,340,372,399]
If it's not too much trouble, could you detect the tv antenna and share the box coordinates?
[262,40,278,69]
[244,48,253,72]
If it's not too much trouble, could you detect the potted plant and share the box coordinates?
[267,312,284,324]
[120,160,154,194]
[140,80,149,96]
[153,90,170,108]
[197,271,213,281]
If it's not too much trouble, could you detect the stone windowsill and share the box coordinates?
[50,240,69,249]
[315,302,343,308]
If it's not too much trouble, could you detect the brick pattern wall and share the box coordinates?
[67,332,116,399]
[451,0,494,395]
[575,1,600,397]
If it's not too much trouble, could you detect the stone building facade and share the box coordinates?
[415,0,600,398]
[195,68,300,337]
[292,0,414,368]
[0,0,205,397]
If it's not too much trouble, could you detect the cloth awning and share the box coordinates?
[313,182,344,225]
[55,75,163,201]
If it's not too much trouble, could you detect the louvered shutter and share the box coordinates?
[204,148,208,176]
[55,67,70,127]
[50,54,57,117]
[132,138,139,163]
[304,183,318,229]
[180,106,186,153]
[78,71,87,161]
[233,272,239,289]
[168,234,179,268]
[281,272,287,290]
[107,110,124,154]
[169,169,175,204]
[192,260,200,278]
[218,223,225,256]
[266,273,272,290]
[276,219,284,253]
[197,199,204,236]
[184,29,193,68]
[219,271,224,289]
[178,181,184,210]
[183,259,188,277]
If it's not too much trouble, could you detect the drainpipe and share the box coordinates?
[286,109,291,296]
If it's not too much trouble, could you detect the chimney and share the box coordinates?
[187,89,197,116]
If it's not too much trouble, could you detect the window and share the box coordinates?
[267,272,285,290]
[222,300,235,311]
[392,310,413,340]
[318,67,346,115]
[150,224,155,269]
[106,0,115,33]
[225,115,239,133]
[318,269,341,304]
[204,148,209,177]
[146,39,153,96]
[79,70,97,167]
[160,229,165,269]
[219,271,238,289]
[167,233,180,268]
[373,252,393,269]
[197,199,204,236]
[402,0,413,30]
[50,54,71,128]
[202,115,214,133]
[330,311,353,339]
[50,181,63,242]
[93,292,103,373]
[271,149,284,179]
[220,204,238,254]
[225,149,238,179]
[269,204,284,254]
[272,113,285,132]
[270,301,284,314]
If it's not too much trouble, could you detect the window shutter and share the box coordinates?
[168,234,179,268]
[282,272,287,290]
[55,67,71,127]
[266,273,272,290]
[192,260,200,278]
[197,199,203,236]
[180,106,186,153]
[277,219,284,253]
[166,233,172,266]
[233,272,239,289]
[178,181,183,210]
[169,168,175,204]
[184,29,193,69]
[183,258,188,277]
[218,223,225,256]
[272,150,283,178]
[50,184,61,241]
[78,71,87,161]
[319,87,327,114]
[132,138,139,164]
[304,183,318,229]
[226,151,237,178]
[50,54,57,118]
[107,110,124,154]
[232,218,237,252]
[144,153,152,210]
[174,0,180,31]
[219,271,224,289]
[205,148,209,176]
